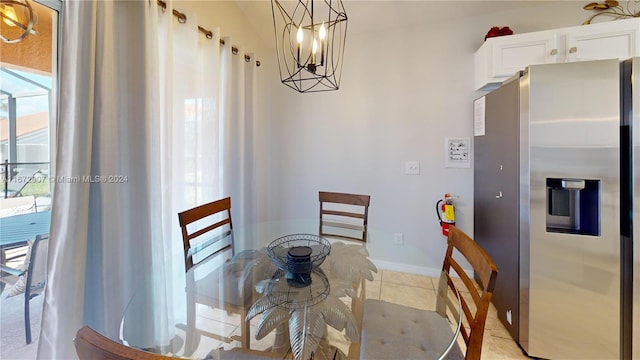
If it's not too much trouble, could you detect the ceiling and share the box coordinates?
[235,0,555,47]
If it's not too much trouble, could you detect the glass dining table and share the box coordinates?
[119,220,462,360]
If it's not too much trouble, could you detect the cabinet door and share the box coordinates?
[565,18,639,62]
[491,30,558,78]
[475,30,558,91]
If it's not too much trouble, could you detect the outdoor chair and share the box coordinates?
[3,166,41,198]
[0,233,49,344]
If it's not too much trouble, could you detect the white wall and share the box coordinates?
[264,1,593,275]
[185,1,608,275]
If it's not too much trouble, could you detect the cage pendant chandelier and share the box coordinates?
[271,0,347,93]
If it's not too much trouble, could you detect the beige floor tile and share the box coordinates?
[195,316,239,338]
[481,329,529,359]
[197,305,242,326]
[229,325,277,351]
[189,334,223,359]
[364,280,381,300]
[371,269,382,282]
[326,327,352,356]
[381,269,434,289]
[379,282,437,311]
[484,306,512,339]
[449,275,482,294]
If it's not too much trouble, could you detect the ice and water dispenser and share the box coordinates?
[546,178,600,236]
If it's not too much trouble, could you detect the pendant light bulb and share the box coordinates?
[312,38,318,55]
[1,4,18,27]
[319,22,326,40]
[296,26,303,43]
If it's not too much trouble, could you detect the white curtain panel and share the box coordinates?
[220,40,258,228]
[37,1,257,358]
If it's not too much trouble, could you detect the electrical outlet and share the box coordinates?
[405,161,420,175]
[393,233,404,245]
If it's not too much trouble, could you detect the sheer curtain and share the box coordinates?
[220,40,258,227]
[37,1,258,358]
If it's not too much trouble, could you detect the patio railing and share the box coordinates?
[1,160,51,199]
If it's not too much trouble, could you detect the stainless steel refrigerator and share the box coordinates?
[473,58,638,359]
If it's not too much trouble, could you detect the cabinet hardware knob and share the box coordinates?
[550,49,558,56]
[569,46,577,54]
[496,192,503,199]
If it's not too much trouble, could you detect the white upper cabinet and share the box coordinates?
[474,30,558,91]
[563,19,638,62]
[474,18,640,91]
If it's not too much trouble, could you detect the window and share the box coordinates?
[0,0,58,199]
[0,0,59,353]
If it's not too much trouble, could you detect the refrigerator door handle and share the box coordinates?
[561,179,586,190]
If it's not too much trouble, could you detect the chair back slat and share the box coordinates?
[7,167,41,195]
[447,256,482,306]
[178,197,234,272]
[322,209,366,219]
[319,191,370,243]
[186,218,231,241]
[441,226,498,360]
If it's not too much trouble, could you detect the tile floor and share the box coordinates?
[189,268,529,359]
[0,268,529,359]
[370,269,530,360]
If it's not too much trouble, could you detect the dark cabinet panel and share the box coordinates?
[473,77,520,342]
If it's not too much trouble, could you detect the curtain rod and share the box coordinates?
[156,0,260,67]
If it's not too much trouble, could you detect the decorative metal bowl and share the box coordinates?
[264,268,331,307]
[266,234,331,274]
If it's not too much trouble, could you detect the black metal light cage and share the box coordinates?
[271,0,347,93]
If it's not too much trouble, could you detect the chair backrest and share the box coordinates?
[438,226,498,360]
[6,167,41,196]
[26,233,49,298]
[319,191,370,243]
[177,197,234,272]
[75,326,177,360]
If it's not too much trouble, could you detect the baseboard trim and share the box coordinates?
[369,259,473,279]
[369,259,442,278]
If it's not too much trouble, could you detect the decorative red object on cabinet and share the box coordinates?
[484,26,514,41]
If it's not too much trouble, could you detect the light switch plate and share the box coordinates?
[393,233,404,245]
[405,161,420,175]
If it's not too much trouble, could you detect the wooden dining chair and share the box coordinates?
[177,197,253,352]
[0,233,49,344]
[318,191,371,243]
[317,191,371,358]
[74,325,179,360]
[359,225,498,360]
